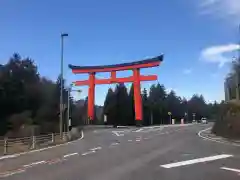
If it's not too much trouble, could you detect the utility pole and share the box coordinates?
[60,33,68,138]
[234,25,240,101]
[67,84,72,133]
[237,25,240,100]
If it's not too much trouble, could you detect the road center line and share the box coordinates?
[221,167,240,173]
[23,160,46,168]
[160,154,233,168]
[63,152,78,158]
[47,158,63,165]
[82,151,96,156]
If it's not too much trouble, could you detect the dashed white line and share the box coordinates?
[47,158,64,165]
[82,151,96,156]
[161,154,233,168]
[221,167,240,174]
[63,152,78,158]
[23,161,46,168]
[128,140,133,142]
[90,147,102,151]
[136,139,141,142]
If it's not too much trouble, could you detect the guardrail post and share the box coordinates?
[4,137,8,155]
[52,133,55,143]
[63,132,66,141]
[32,136,36,149]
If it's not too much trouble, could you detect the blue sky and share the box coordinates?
[0,0,239,105]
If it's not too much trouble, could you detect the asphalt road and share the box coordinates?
[0,123,239,180]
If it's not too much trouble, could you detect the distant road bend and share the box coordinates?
[0,124,239,180]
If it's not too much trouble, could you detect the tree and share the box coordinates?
[188,94,208,120]
[142,88,150,125]
[149,83,167,124]
[114,83,130,126]
[166,90,182,123]
[128,84,135,125]
[103,88,115,125]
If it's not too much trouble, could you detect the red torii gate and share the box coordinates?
[69,55,163,125]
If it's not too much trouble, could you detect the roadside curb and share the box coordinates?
[198,128,240,147]
[0,130,84,161]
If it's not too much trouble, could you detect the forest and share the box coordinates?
[0,53,221,137]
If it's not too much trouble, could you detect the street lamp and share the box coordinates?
[60,33,68,137]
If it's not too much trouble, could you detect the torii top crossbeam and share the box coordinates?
[69,55,163,73]
[69,55,163,125]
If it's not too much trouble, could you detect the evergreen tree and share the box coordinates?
[128,84,135,125]
[142,88,150,126]
[114,83,130,126]
[103,88,115,125]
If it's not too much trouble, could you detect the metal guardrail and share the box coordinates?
[0,132,69,156]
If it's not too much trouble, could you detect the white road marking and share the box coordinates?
[0,169,25,177]
[82,151,96,156]
[63,152,78,158]
[90,147,102,151]
[128,140,133,142]
[80,130,84,139]
[110,142,119,146]
[144,138,149,140]
[135,128,143,132]
[221,167,240,174]
[0,154,19,160]
[117,126,128,128]
[198,128,240,147]
[23,160,46,168]
[136,139,141,142]
[161,154,233,168]
[143,126,155,129]
[112,131,122,136]
[47,158,65,165]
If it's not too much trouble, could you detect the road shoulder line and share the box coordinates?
[198,128,240,147]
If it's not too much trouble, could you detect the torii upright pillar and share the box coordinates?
[88,72,95,121]
[69,55,163,125]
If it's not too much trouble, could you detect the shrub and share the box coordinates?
[212,102,240,139]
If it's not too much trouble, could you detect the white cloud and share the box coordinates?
[200,44,239,67]
[198,0,240,24]
[183,69,192,75]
